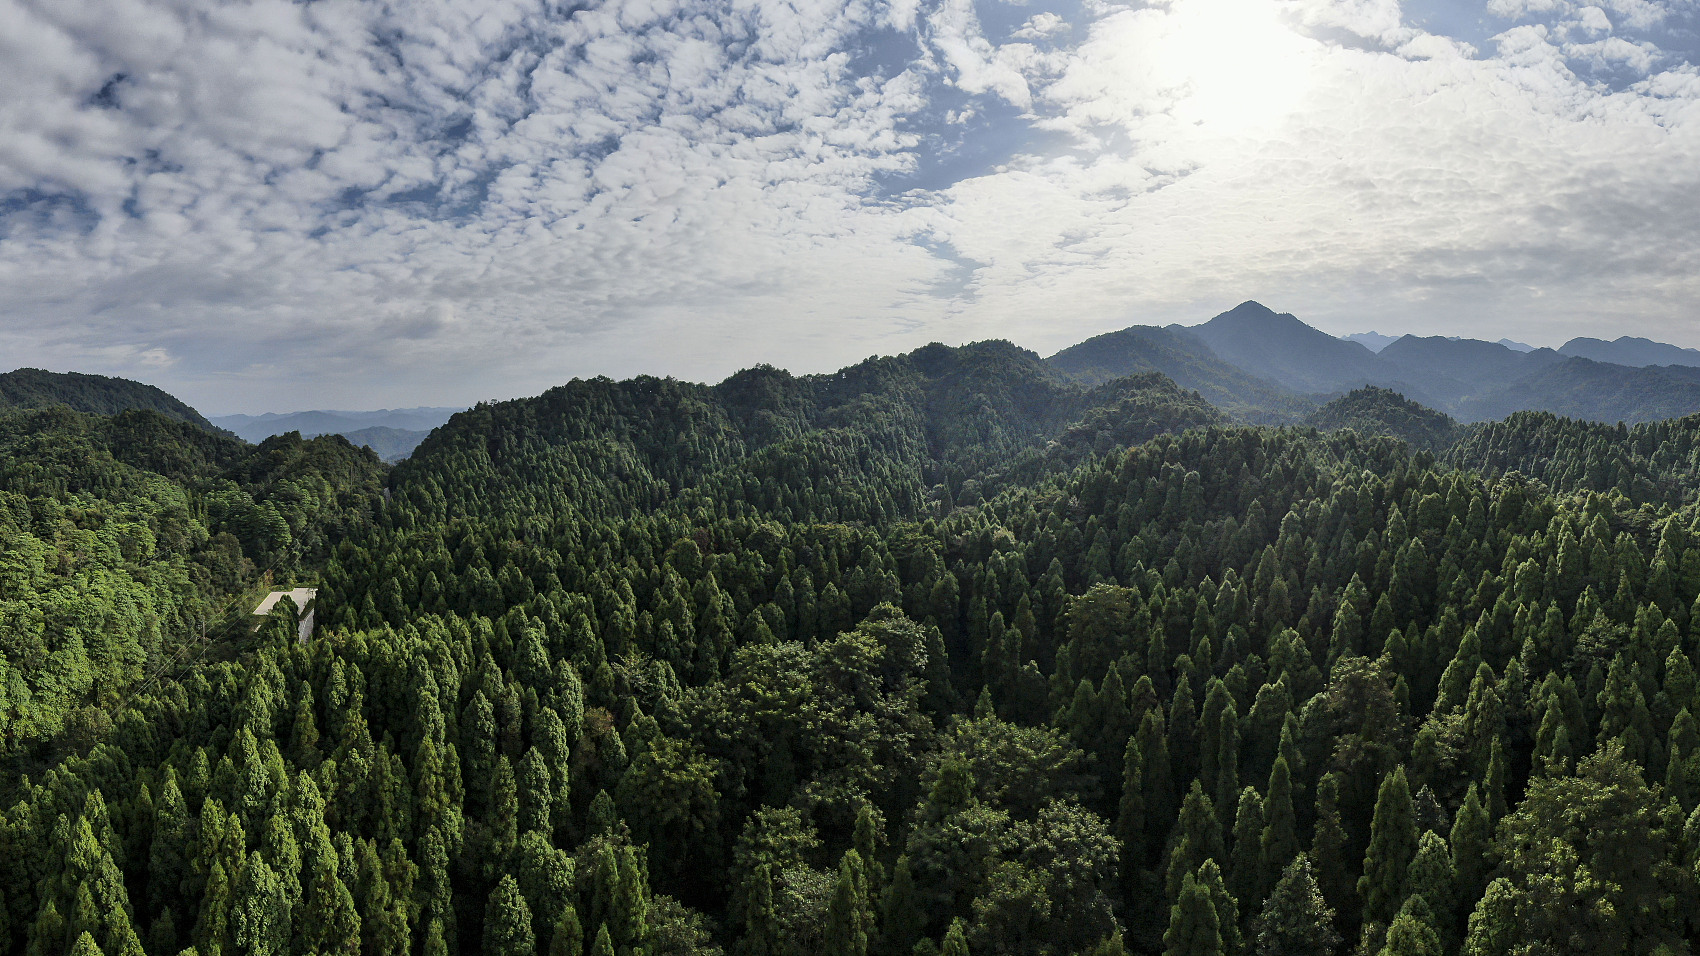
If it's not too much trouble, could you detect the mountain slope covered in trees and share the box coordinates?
[1458,357,1700,425]
[1176,302,1393,396]
[0,368,218,430]
[1044,326,1313,424]
[0,407,387,762]
[2,343,1699,956]
[1306,388,1464,453]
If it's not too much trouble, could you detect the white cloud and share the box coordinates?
[2,0,1700,410]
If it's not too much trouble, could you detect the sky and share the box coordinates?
[2,0,1699,413]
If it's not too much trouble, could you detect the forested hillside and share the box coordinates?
[395,343,1221,525]
[1044,326,1313,424]
[2,344,1698,956]
[1307,389,1464,453]
[0,408,386,762]
[0,368,218,430]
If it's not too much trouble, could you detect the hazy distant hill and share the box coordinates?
[1343,331,1397,352]
[1376,335,1563,399]
[1558,335,1700,368]
[1459,357,1700,424]
[1044,323,1313,423]
[0,368,216,430]
[1177,301,1393,394]
[338,425,433,462]
[1307,386,1463,452]
[212,406,461,444]
[1129,305,1700,425]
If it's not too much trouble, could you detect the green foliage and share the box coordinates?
[1306,388,1462,454]
[4,349,1700,956]
[0,367,216,428]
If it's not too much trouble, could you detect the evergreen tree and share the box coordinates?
[942,920,970,956]
[825,850,873,956]
[1258,756,1299,902]
[1251,855,1339,956]
[1358,766,1417,930]
[485,876,537,956]
[879,854,926,956]
[1164,872,1223,956]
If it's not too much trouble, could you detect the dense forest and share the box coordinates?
[2,343,1698,956]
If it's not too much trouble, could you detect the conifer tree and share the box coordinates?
[942,919,970,956]
[1376,896,1441,956]
[1196,860,1241,956]
[1252,855,1339,956]
[1401,832,1456,950]
[1164,872,1223,956]
[1358,766,1417,930]
[1447,785,1490,910]
[1167,782,1226,899]
[548,904,584,956]
[1227,788,1265,917]
[1258,756,1298,901]
[826,850,874,956]
[1308,774,1352,918]
[590,924,615,956]
[879,854,926,956]
[484,876,537,956]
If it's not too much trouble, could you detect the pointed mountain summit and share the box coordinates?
[1044,323,1312,422]
[1176,301,1391,394]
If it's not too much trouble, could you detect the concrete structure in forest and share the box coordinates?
[254,587,318,643]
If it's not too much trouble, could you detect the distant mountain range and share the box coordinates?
[13,304,1700,462]
[1557,335,1700,368]
[210,407,463,461]
[1049,301,1700,426]
[1343,331,1398,352]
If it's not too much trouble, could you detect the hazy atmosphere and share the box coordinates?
[4,0,1699,411]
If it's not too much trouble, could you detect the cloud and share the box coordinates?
[2,0,1700,410]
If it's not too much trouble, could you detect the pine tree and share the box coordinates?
[1448,784,1490,912]
[1358,766,1417,930]
[484,875,537,956]
[1167,782,1226,899]
[590,924,615,956]
[1117,735,1148,875]
[547,904,584,956]
[1309,774,1352,919]
[1196,860,1241,956]
[825,850,873,956]
[1252,855,1339,956]
[855,802,886,896]
[1401,832,1455,950]
[879,854,926,956]
[1228,787,1265,918]
[1258,756,1299,902]
[741,863,778,956]
[1165,872,1224,956]
[1377,896,1441,956]
[1482,738,1508,822]
[941,919,970,956]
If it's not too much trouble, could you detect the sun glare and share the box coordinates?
[1147,0,1317,136]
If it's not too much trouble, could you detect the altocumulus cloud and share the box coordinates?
[1,0,1699,410]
